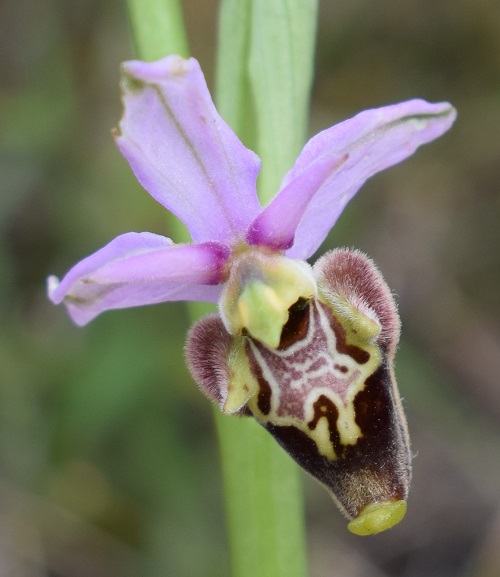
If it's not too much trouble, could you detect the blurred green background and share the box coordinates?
[1,1,499,576]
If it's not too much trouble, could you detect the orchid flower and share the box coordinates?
[48,55,456,535]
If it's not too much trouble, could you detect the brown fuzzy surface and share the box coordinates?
[314,248,401,357]
[185,314,232,408]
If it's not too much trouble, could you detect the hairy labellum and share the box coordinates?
[187,248,411,535]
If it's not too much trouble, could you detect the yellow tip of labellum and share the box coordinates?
[347,500,407,536]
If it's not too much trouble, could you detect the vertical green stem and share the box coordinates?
[125,1,317,576]
[215,415,307,577]
[247,0,318,201]
[216,2,318,577]
[126,0,189,60]
[216,0,256,150]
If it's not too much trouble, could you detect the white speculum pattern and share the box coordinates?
[247,300,382,460]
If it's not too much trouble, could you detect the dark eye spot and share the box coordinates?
[335,364,349,374]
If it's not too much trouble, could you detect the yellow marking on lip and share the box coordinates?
[224,337,259,414]
[309,416,336,460]
[336,405,363,445]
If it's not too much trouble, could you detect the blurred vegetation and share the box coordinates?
[1,0,499,576]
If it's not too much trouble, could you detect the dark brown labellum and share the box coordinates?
[186,249,411,534]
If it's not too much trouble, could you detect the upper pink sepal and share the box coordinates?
[114,56,262,245]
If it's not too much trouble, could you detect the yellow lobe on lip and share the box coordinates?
[347,500,407,536]
[223,337,259,414]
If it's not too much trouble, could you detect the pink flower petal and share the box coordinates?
[48,232,229,325]
[248,99,456,260]
[115,56,262,245]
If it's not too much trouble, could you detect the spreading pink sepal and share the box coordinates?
[250,99,456,260]
[48,232,229,325]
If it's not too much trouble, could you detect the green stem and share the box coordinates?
[247,0,318,202]
[215,415,307,577]
[216,2,317,577]
[125,0,189,61]
[125,1,317,575]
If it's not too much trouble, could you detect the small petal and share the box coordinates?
[114,56,262,244]
[246,154,346,250]
[48,232,229,325]
[249,100,456,259]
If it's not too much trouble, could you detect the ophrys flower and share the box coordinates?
[48,55,456,534]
